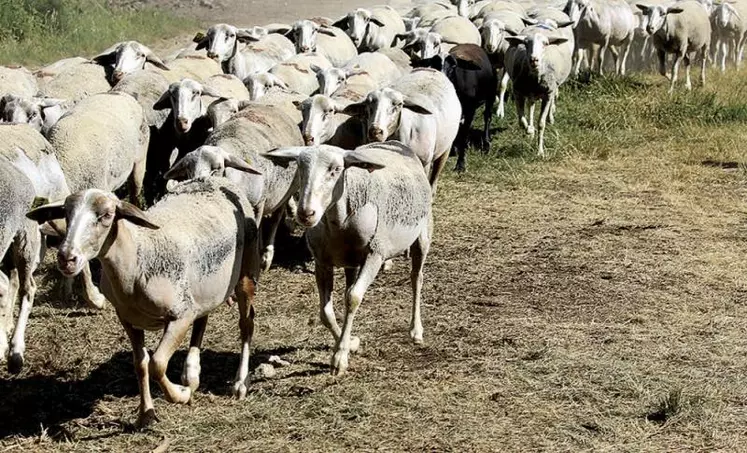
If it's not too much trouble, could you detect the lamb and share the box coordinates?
[341,68,462,194]
[194,24,296,79]
[0,95,68,136]
[412,44,497,172]
[244,53,333,100]
[0,157,42,375]
[282,20,358,67]
[92,41,170,85]
[315,52,401,96]
[0,66,38,98]
[564,0,637,75]
[264,141,433,375]
[178,104,303,271]
[333,6,407,51]
[47,92,150,202]
[27,176,261,428]
[505,26,573,156]
[636,1,711,92]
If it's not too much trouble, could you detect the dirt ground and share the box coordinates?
[1,2,747,452]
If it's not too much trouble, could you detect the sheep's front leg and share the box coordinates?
[683,54,692,91]
[233,274,256,399]
[409,223,431,344]
[121,320,156,429]
[182,316,207,393]
[128,159,146,208]
[537,95,553,157]
[669,51,682,93]
[316,263,341,343]
[151,316,193,404]
[516,94,529,133]
[620,38,632,75]
[720,40,728,72]
[81,263,106,309]
[331,255,383,375]
[657,49,667,77]
[496,70,510,118]
[701,45,709,86]
[0,270,12,361]
[8,257,37,374]
[527,101,536,136]
[261,207,285,272]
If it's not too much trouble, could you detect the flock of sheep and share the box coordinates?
[0,0,745,429]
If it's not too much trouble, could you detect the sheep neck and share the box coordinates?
[98,219,139,290]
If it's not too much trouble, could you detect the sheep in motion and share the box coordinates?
[27,175,262,428]
[265,141,432,375]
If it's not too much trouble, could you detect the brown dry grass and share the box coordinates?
[1,70,747,452]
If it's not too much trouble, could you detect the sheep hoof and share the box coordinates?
[7,352,23,375]
[526,126,535,137]
[261,247,275,272]
[383,259,394,272]
[330,349,349,376]
[86,293,107,310]
[410,329,423,345]
[232,381,248,400]
[350,336,360,354]
[181,366,201,392]
[136,408,159,430]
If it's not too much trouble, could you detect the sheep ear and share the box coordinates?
[341,100,367,116]
[153,90,172,110]
[163,157,189,181]
[39,98,65,108]
[26,200,66,224]
[310,64,325,75]
[116,201,160,230]
[548,37,569,46]
[318,26,337,36]
[332,16,348,29]
[412,55,441,69]
[236,28,262,43]
[263,147,304,166]
[201,85,223,98]
[224,154,262,175]
[293,100,304,110]
[266,24,292,34]
[146,52,170,71]
[521,17,538,25]
[194,32,209,49]
[636,4,650,13]
[505,35,526,46]
[556,20,575,28]
[92,44,119,65]
[666,6,684,14]
[370,17,386,27]
[402,97,432,115]
[343,150,386,172]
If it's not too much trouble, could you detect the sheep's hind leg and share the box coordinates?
[409,220,431,344]
[344,267,361,353]
[331,255,383,375]
[537,95,553,158]
[7,226,40,374]
[496,70,510,118]
[316,263,341,344]
[233,272,256,399]
[151,316,194,404]
[182,315,207,392]
[81,263,106,309]
[684,53,692,91]
[669,52,682,93]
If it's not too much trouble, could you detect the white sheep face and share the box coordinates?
[638,5,681,35]
[453,0,471,18]
[565,0,591,26]
[299,95,338,146]
[347,10,371,47]
[480,20,507,54]
[716,3,738,28]
[165,80,206,133]
[205,24,239,62]
[0,95,64,133]
[360,88,404,142]
[245,73,288,100]
[292,20,319,53]
[112,42,149,82]
[317,68,347,96]
[421,33,443,60]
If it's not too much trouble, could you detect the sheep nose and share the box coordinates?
[57,250,80,276]
[177,117,191,132]
[207,52,219,60]
[299,46,311,53]
[368,127,385,142]
[303,133,315,145]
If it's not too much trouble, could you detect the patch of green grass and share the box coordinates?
[0,0,192,66]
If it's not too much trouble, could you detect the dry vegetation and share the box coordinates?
[1,71,746,452]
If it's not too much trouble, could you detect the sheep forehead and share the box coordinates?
[311,95,335,112]
[68,189,115,217]
[295,20,317,31]
[210,23,235,36]
[174,79,202,95]
[299,147,343,171]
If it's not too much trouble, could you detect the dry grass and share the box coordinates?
[1,70,747,452]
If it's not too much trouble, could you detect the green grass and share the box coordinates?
[0,0,192,67]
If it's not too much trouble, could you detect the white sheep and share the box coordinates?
[334,6,407,51]
[35,60,111,101]
[27,176,262,428]
[710,1,747,72]
[341,68,462,194]
[0,95,68,136]
[296,94,366,148]
[92,41,170,84]
[636,1,712,92]
[194,24,296,79]
[244,53,333,100]
[315,52,402,96]
[282,20,358,67]
[264,141,433,375]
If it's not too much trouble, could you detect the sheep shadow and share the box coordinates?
[0,345,296,440]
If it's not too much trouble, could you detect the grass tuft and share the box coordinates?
[646,388,684,424]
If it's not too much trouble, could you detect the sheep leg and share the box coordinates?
[657,49,667,78]
[537,95,553,158]
[669,52,682,93]
[316,263,341,343]
[516,94,528,133]
[573,47,584,76]
[736,36,745,70]
[343,267,361,353]
[720,41,727,73]
[483,86,496,150]
[181,315,207,392]
[684,54,693,91]
[128,159,147,209]
[0,270,11,361]
[81,263,106,309]
[429,150,450,196]
[150,316,193,404]
[701,46,708,87]
[608,44,619,75]
[527,102,536,136]
[620,38,632,76]
[409,224,431,344]
[455,107,476,173]
[7,228,39,375]
[260,206,284,272]
[496,70,510,118]
[331,254,383,375]
[232,272,256,399]
[121,320,156,429]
